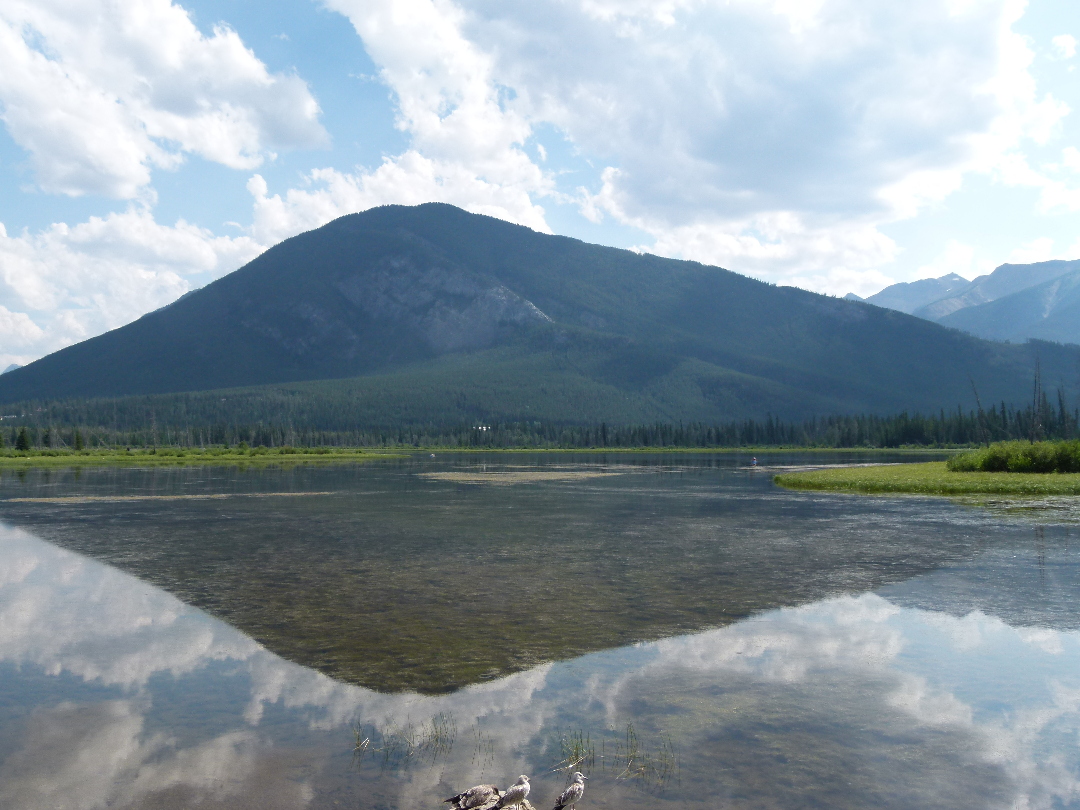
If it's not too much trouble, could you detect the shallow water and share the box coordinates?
[1,453,1079,809]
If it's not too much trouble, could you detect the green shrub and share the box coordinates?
[948,440,1080,473]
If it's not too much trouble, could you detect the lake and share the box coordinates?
[1,452,1078,809]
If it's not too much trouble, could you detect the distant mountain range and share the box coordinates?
[855,259,1080,345]
[847,273,968,314]
[1,204,1076,423]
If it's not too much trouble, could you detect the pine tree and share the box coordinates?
[15,427,30,451]
[74,430,85,451]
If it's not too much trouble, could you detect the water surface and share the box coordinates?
[1,453,1078,809]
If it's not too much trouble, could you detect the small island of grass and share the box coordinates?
[775,440,1080,495]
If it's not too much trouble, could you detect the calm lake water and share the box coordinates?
[1,453,1079,809]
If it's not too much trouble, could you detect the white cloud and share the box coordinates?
[459,1,1048,264]
[209,0,561,248]
[1052,34,1077,60]
[3,0,1075,360]
[0,209,264,367]
[1005,236,1057,264]
[247,157,550,248]
[912,240,984,282]
[0,0,327,199]
[639,210,900,297]
[230,0,551,246]
[282,0,1068,290]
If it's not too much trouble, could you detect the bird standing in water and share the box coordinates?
[444,784,501,810]
[552,772,587,810]
[496,775,531,808]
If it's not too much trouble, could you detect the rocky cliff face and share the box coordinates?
[936,269,1080,345]
[225,241,555,371]
[912,259,1080,322]
[334,255,551,354]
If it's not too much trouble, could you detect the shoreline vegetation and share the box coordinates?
[776,441,1080,495]
[0,445,952,468]
[0,445,394,467]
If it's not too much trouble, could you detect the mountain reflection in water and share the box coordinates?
[0,454,1018,693]
[2,513,1080,809]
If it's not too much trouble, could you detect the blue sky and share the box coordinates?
[1,0,1078,367]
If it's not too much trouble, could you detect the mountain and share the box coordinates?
[0,203,1076,422]
[1,364,20,374]
[937,268,1080,345]
[912,259,1080,322]
[863,273,969,314]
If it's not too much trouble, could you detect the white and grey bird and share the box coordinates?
[495,775,531,808]
[552,772,587,810]
[444,784,502,810]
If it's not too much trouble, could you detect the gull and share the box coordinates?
[495,775,531,808]
[444,784,502,810]
[552,772,587,810]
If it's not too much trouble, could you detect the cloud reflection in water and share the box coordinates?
[1,522,1079,809]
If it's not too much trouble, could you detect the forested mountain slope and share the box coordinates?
[0,204,1075,421]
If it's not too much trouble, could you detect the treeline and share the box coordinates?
[0,395,1075,449]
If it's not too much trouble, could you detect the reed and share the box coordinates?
[551,723,678,788]
[611,723,679,787]
[353,712,458,770]
[553,728,596,773]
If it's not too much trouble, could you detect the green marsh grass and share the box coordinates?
[0,446,397,468]
[775,461,1080,495]
[0,445,952,469]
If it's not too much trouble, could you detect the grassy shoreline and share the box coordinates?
[0,445,955,468]
[774,461,1080,496]
[0,447,401,467]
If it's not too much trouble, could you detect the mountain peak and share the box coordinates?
[0,204,1076,420]
[864,273,969,314]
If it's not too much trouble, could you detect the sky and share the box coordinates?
[1,0,1079,368]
